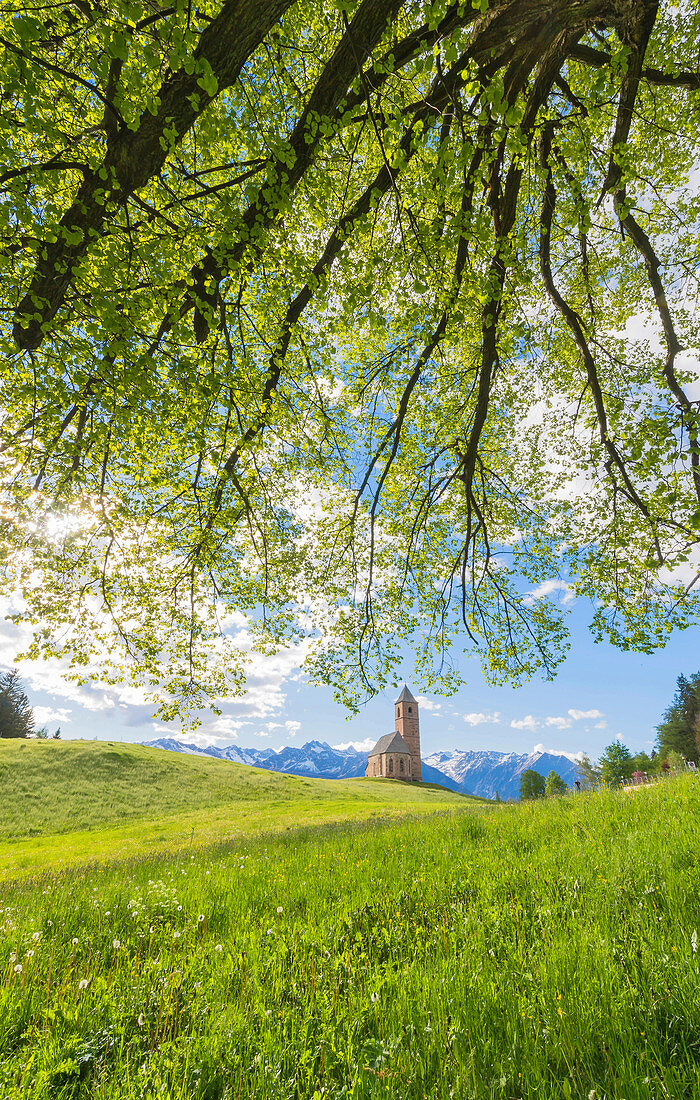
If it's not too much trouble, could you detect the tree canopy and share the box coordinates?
[544,769,567,797]
[519,768,545,801]
[599,739,633,786]
[2,0,700,717]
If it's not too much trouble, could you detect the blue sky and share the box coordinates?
[1,585,695,761]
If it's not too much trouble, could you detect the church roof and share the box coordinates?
[368,731,411,757]
[395,683,416,703]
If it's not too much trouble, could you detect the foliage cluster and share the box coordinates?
[1,777,700,1098]
[2,1,700,716]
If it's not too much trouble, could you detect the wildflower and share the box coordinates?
[589,1091,597,1100]
[138,1014,146,1026]
[112,939,120,949]
[692,930,698,954]
[370,992,380,1003]
[13,964,22,974]
[266,928,274,935]
[78,979,89,990]
[105,911,111,917]
[47,920,53,927]
[173,931,181,940]
[198,914,205,923]
[276,906,283,914]
[149,926,154,934]
[9,953,16,963]
[214,944,223,953]
[72,938,78,946]
[25,950,34,959]
[31,932,40,942]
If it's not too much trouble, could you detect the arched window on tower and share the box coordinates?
[408,706,412,713]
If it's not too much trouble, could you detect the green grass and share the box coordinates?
[1,755,699,1099]
[0,739,472,879]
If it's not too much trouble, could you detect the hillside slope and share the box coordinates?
[0,739,475,879]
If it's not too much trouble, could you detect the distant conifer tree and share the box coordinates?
[656,673,700,765]
[0,669,34,738]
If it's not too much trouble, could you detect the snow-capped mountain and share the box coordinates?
[424,748,581,800]
[142,738,579,799]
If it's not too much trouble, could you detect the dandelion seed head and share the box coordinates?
[13,963,22,973]
[112,939,120,949]
[78,978,89,990]
[138,1013,145,1026]
[214,944,223,953]
[31,932,40,941]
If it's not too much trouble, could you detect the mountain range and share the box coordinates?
[142,738,582,800]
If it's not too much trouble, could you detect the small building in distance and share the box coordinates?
[365,684,422,782]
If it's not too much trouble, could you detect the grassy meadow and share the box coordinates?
[1,755,699,1099]
[0,739,471,879]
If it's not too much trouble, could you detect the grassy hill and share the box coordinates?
[1,774,699,1098]
[0,738,474,879]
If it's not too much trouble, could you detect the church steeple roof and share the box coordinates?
[395,683,416,703]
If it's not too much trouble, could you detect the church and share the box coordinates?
[365,684,422,782]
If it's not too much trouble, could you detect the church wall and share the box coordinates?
[395,701,422,781]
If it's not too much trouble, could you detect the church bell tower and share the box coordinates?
[395,684,421,782]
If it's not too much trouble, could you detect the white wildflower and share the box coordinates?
[31,932,40,942]
[173,931,181,939]
[72,938,78,946]
[198,914,205,923]
[13,964,22,974]
[25,950,34,959]
[112,939,120,949]
[692,930,698,954]
[370,992,379,1003]
[214,944,223,953]
[78,978,89,990]
[138,1014,146,1026]
[276,907,283,914]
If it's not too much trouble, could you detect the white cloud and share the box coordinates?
[332,737,376,752]
[523,579,574,606]
[545,715,572,730]
[594,720,607,729]
[568,708,604,721]
[462,711,500,726]
[511,715,539,732]
[415,695,442,712]
[533,742,546,754]
[33,706,72,726]
[285,720,301,734]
